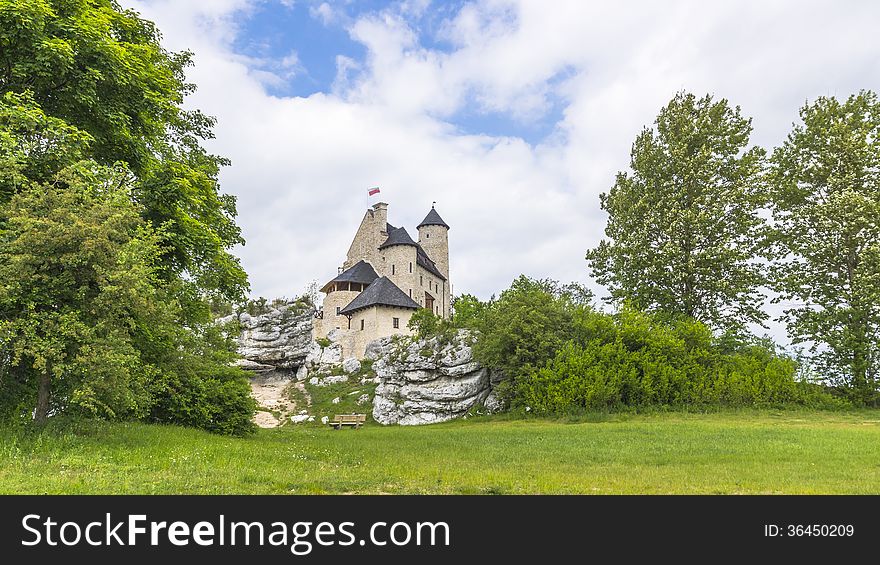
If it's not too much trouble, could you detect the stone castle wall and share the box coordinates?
[334,305,415,359]
[344,203,388,270]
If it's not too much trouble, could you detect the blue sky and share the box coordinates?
[232,0,563,142]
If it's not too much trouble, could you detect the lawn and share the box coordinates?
[1,410,879,494]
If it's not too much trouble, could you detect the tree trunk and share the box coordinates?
[34,372,50,425]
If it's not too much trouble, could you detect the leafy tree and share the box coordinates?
[451,294,487,328]
[0,0,246,301]
[0,161,255,433]
[586,92,767,333]
[768,91,880,401]
[472,276,588,402]
[0,164,163,423]
[0,41,255,433]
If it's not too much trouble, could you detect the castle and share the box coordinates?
[313,202,451,358]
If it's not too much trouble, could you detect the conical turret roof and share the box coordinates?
[417,206,449,229]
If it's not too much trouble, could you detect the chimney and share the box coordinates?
[373,202,388,233]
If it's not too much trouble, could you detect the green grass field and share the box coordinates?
[2,410,879,494]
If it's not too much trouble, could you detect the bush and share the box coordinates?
[149,365,257,437]
[407,308,457,343]
[517,308,841,413]
[471,276,592,403]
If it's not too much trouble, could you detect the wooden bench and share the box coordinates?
[329,414,366,430]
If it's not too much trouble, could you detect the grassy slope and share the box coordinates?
[1,410,879,494]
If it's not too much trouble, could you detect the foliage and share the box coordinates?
[0,0,247,301]
[586,92,767,333]
[0,166,162,422]
[451,294,487,328]
[0,87,254,434]
[407,307,443,339]
[240,296,270,317]
[467,276,840,413]
[517,309,832,413]
[0,163,256,433]
[768,90,880,404]
[315,337,332,349]
[0,91,93,200]
[470,276,589,401]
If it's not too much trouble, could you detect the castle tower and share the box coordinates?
[343,202,389,270]
[417,205,451,318]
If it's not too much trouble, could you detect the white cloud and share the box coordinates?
[309,2,340,26]
[125,0,880,344]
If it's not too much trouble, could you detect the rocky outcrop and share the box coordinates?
[218,301,315,370]
[367,331,501,425]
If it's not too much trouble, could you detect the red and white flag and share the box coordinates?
[368,187,380,196]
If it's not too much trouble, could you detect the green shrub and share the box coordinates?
[316,337,332,348]
[149,365,257,436]
[516,308,841,413]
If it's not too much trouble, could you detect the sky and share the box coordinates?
[125,0,880,345]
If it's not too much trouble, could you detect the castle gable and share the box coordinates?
[339,276,421,315]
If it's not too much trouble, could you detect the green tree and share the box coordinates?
[450,294,487,328]
[0,164,163,423]
[768,91,880,401]
[0,42,255,434]
[0,161,255,433]
[0,0,246,301]
[473,276,588,402]
[586,92,767,333]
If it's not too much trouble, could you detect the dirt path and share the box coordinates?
[250,373,311,428]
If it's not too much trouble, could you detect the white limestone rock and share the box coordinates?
[227,302,315,370]
[369,330,497,426]
[342,358,362,374]
[356,394,371,405]
[483,390,505,413]
[289,414,310,424]
[311,375,347,387]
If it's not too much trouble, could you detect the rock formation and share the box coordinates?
[218,302,315,371]
[367,331,501,425]
[222,302,503,426]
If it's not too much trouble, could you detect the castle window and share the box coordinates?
[393,317,399,329]
[409,262,412,273]
[409,289,412,298]
[420,275,423,286]
[360,319,365,331]
[426,233,430,238]
[435,306,438,314]
[392,264,395,275]
[336,306,340,315]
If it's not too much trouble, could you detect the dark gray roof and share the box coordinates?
[417,206,449,229]
[320,260,378,292]
[339,277,421,315]
[386,222,396,233]
[378,226,418,249]
[416,244,446,281]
